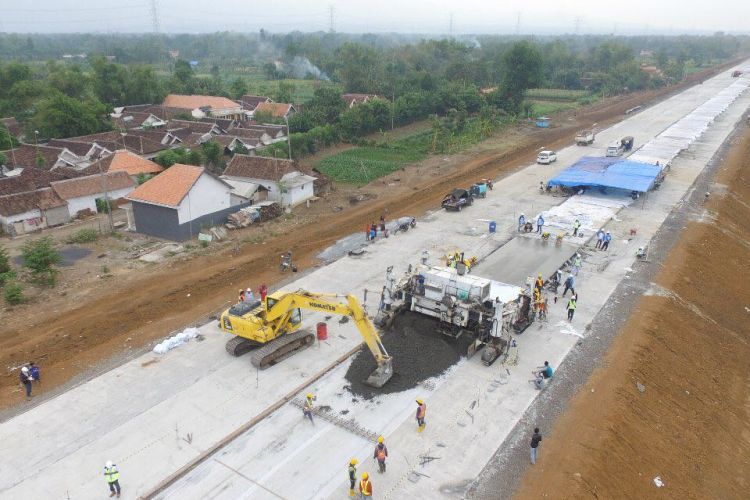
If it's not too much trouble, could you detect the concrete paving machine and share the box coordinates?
[220,290,393,387]
[378,265,533,365]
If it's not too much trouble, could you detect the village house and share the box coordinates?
[222,155,316,207]
[162,94,244,120]
[240,95,272,114]
[252,102,296,121]
[80,150,163,181]
[50,171,135,218]
[0,144,85,171]
[341,93,380,108]
[110,110,168,130]
[126,164,246,241]
[0,168,74,235]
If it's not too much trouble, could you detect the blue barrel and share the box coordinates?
[489,221,497,233]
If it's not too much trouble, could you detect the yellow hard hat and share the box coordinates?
[362,472,369,480]
[538,273,542,277]
[377,436,384,443]
[350,458,358,465]
[306,393,313,399]
[416,399,424,405]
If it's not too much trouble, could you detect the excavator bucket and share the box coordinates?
[365,359,393,388]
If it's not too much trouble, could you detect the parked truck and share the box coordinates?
[575,129,595,146]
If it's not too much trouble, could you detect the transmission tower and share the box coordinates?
[515,12,521,35]
[328,5,335,32]
[150,0,160,34]
[449,13,454,38]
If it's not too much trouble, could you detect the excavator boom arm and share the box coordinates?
[264,291,390,364]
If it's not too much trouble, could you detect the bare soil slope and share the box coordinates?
[514,122,750,499]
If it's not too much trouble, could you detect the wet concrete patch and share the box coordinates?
[344,311,464,398]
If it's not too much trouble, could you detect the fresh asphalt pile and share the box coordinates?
[344,311,464,398]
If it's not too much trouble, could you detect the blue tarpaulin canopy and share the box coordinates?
[548,156,662,192]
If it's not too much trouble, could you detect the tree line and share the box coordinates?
[0,32,745,148]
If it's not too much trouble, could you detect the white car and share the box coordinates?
[537,150,557,164]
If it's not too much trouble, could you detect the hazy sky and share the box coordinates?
[0,0,748,35]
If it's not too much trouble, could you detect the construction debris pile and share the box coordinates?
[225,202,282,229]
[345,312,464,398]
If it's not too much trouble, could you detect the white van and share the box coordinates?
[606,140,624,157]
[536,150,557,164]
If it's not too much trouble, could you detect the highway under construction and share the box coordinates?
[1,62,749,499]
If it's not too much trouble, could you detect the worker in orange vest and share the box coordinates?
[359,472,373,497]
[416,399,427,432]
[373,436,388,473]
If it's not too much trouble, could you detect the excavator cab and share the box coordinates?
[220,290,393,388]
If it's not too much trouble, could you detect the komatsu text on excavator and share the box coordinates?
[219,290,393,387]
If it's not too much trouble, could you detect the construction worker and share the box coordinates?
[567,295,577,321]
[602,231,612,250]
[373,436,388,473]
[416,399,427,432]
[534,273,544,294]
[19,366,32,399]
[572,253,582,275]
[595,229,605,249]
[238,289,245,303]
[348,459,358,497]
[536,214,544,234]
[359,472,373,497]
[303,393,315,423]
[104,461,121,497]
[562,273,575,297]
[572,219,581,237]
[518,213,526,232]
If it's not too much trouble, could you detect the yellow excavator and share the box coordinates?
[219,290,393,388]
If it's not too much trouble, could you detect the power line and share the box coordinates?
[150,0,160,33]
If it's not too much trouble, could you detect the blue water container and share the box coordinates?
[489,221,497,233]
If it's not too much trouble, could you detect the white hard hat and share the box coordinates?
[105,461,113,468]
[21,366,29,374]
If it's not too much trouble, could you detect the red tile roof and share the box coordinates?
[50,171,134,200]
[0,188,66,216]
[126,164,204,208]
[0,144,65,169]
[254,102,294,118]
[224,155,301,182]
[163,94,241,111]
[82,150,163,177]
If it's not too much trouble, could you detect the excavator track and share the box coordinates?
[250,330,315,370]
[225,336,258,357]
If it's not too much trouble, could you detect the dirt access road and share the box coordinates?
[513,116,750,499]
[0,62,737,413]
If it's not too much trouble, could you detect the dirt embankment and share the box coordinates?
[0,61,740,413]
[514,120,750,499]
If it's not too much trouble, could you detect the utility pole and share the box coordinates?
[284,116,292,160]
[97,153,114,234]
[328,5,335,33]
[150,0,160,34]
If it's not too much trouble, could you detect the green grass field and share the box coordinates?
[316,144,427,185]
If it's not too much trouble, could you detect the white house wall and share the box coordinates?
[222,176,280,202]
[176,174,232,224]
[65,186,134,217]
[281,181,314,206]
